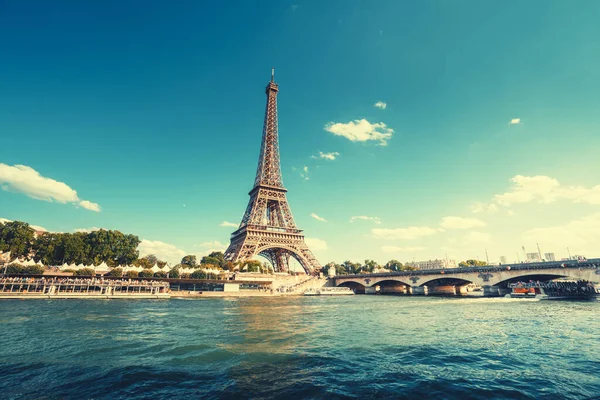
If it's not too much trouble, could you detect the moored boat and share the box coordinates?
[507,280,598,301]
[304,287,354,296]
[0,277,170,299]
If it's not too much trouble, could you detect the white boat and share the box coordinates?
[0,278,171,299]
[304,287,354,296]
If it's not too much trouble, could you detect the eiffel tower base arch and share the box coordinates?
[224,229,320,275]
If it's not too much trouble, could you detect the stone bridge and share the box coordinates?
[332,259,600,296]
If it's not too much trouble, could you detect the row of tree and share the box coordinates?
[0,221,141,266]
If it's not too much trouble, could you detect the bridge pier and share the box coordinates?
[482,285,500,297]
[410,286,428,295]
[365,286,378,294]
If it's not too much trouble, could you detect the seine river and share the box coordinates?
[1,296,599,399]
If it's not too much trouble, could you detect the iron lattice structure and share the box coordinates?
[224,71,321,275]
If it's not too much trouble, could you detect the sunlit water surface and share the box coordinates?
[1,296,599,399]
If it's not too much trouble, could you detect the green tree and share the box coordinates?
[341,260,361,274]
[5,263,24,274]
[201,251,225,268]
[385,259,403,272]
[138,269,154,278]
[169,266,181,279]
[75,268,95,276]
[190,269,207,279]
[0,221,35,259]
[458,259,487,267]
[107,268,123,277]
[181,255,198,268]
[125,271,139,278]
[243,260,262,272]
[363,259,378,273]
[153,271,167,278]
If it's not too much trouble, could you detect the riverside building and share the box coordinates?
[406,259,457,270]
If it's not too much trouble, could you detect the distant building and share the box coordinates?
[526,252,541,262]
[544,253,556,262]
[500,256,507,265]
[406,259,457,270]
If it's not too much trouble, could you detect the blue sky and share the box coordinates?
[1,1,600,265]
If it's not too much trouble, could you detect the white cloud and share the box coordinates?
[300,166,309,180]
[305,237,328,251]
[373,101,387,110]
[494,175,600,206]
[0,163,100,212]
[350,216,382,224]
[522,213,600,252]
[440,216,486,230]
[471,202,498,214]
[325,119,393,146]
[199,241,227,250]
[461,231,491,245]
[75,227,102,233]
[311,151,340,161]
[310,213,327,222]
[138,239,187,264]
[78,200,101,212]
[372,226,438,240]
[381,245,425,253]
[219,221,238,228]
[472,175,600,214]
[509,118,521,125]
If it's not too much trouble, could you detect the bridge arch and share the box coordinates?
[337,280,366,294]
[493,273,569,288]
[372,279,412,295]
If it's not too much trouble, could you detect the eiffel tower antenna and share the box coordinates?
[224,71,321,274]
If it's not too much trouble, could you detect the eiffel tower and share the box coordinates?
[224,70,322,275]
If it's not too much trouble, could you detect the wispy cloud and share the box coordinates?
[305,237,327,251]
[310,213,327,222]
[0,163,101,212]
[440,216,486,229]
[372,226,438,240]
[311,151,340,161]
[75,227,101,233]
[219,221,238,228]
[471,202,498,214]
[509,118,521,125]
[300,166,309,180]
[138,239,186,264]
[474,175,600,212]
[373,101,387,110]
[350,216,382,224]
[325,119,393,146]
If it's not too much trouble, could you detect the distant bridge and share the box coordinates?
[332,259,600,296]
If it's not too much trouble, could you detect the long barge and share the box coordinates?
[507,280,598,300]
[0,277,170,299]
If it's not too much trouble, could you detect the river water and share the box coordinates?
[1,296,599,399]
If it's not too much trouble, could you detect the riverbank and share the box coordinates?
[169,290,303,298]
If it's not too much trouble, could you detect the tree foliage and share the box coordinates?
[5,263,44,275]
[458,259,488,267]
[74,268,95,276]
[201,252,225,269]
[138,269,154,278]
[0,221,140,267]
[107,268,123,277]
[181,255,197,268]
[0,221,35,258]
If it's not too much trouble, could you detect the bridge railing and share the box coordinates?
[336,259,600,279]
